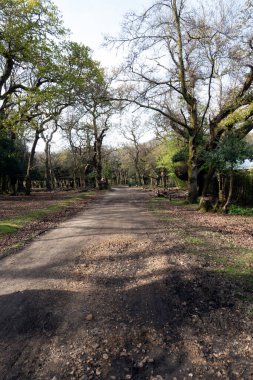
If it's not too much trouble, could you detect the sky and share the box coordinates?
[53,0,149,68]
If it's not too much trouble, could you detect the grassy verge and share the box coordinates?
[0,191,95,237]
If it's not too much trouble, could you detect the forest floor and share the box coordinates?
[0,187,253,380]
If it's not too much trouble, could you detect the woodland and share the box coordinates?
[1,0,253,211]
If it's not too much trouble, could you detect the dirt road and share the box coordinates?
[0,187,252,380]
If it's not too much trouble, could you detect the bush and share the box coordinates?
[172,148,188,163]
[228,204,253,216]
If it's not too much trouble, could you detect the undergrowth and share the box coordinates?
[228,204,253,216]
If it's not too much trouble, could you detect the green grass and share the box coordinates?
[228,204,253,216]
[0,192,95,237]
[149,197,189,206]
[186,236,204,245]
[216,247,253,278]
[149,197,169,204]
[0,224,18,234]
[170,199,189,206]
[149,196,197,211]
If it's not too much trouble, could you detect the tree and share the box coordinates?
[42,122,58,191]
[203,132,253,211]
[155,136,187,187]
[76,76,116,190]
[5,37,104,194]
[107,0,253,203]
[120,117,147,185]
[0,132,27,194]
[0,0,66,130]
[61,111,96,188]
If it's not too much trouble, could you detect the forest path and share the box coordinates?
[0,187,252,380]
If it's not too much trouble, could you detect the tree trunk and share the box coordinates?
[48,145,56,190]
[212,172,226,211]
[199,167,214,210]
[83,164,90,188]
[223,170,234,212]
[1,175,8,193]
[25,129,40,195]
[188,136,199,203]
[200,167,214,197]
[42,125,57,191]
[94,139,103,190]
[96,160,103,190]
[25,177,32,196]
[10,176,17,195]
[45,141,52,191]
[134,147,142,186]
[17,179,25,193]
[136,167,142,186]
[217,172,225,203]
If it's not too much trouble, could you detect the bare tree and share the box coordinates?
[60,110,94,188]
[120,117,147,185]
[42,122,58,191]
[107,0,253,203]
[78,80,116,190]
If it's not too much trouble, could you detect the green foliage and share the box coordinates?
[228,205,253,216]
[170,199,189,206]
[0,0,65,130]
[0,0,104,135]
[0,0,107,197]
[186,236,204,245]
[203,132,253,172]
[0,0,65,64]
[0,133,27,179]
[59,41,105,98]
[156,138,179,168]
[172,148,188,163]
[154,136,187,186]
[0,224,18,235]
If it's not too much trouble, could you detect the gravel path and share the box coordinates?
[0,187,252,380]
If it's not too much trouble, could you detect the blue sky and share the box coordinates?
[53,0,148,67]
